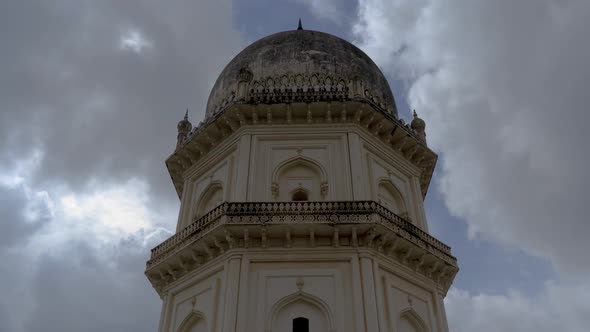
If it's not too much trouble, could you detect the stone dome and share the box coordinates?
[205,29,398,119]
[411,110,425,130]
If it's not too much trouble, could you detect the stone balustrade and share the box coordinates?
[147,201,456,269]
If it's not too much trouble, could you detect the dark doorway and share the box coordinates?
[292,317,309,332]
[292,190,309,201]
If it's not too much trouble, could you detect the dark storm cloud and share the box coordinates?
[0,1,243,331]
[352,0,590,276]
[0,179,54,251]
[23,232,168,332]
[348,0,590,331]
[0,0,242,203]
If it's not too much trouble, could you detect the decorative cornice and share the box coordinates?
[145,201,458,295]
[166,102,436,200]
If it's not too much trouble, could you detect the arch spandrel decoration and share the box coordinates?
[397,308,429,332]
[266,291,336,332]
[271,156,328,201]
[177,310,208,332]
[194,181,223,219]
[376,178,407,217]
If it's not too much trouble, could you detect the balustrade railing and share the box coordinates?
[148,201,454,267]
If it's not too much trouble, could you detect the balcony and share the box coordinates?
[146,201,458,293]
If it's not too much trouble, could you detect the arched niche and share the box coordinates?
[266,291,335,332]
[177,310,208,332]
[195,181,223,218]
[290,188,310,202]
[376,179,407,216]
[397,308,429,332]
[271,156,328,201]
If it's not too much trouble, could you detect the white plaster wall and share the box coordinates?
[176,124,430,232]
[244,259,354,332]
[163,115,444,332]
[158,250,448,332]
[247,127,352,201]
[379,266,445,332]
[160,262,225,332]
[361,141,427,229]
[176,141,238,231]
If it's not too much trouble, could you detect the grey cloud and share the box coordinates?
[0,191,170,332]
[0,302,16,332]
[341,1,590,330]
[0,1,243,331]
[294,0,357,24]
[0,0,243,205]
[0,184,51,249]
[23,233,165,332]
[353,0,590,276]
[445,284,590,332]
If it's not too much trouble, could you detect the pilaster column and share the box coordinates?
[347,132,368,200]
[359,252,380,331]
[233,134,251,201]
[176,178,192,232]
[221,254,243,332]
[434,291,450,332]
[158,291,173,332]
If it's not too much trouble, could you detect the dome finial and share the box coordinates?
[184,108,189,121]
[297,18,303,30]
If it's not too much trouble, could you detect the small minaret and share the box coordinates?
[411,109,427,143]
[176,109,192,150]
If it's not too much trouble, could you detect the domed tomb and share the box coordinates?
[149,25,457,332]
[206,29,398,119]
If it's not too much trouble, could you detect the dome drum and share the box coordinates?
[211,71,393,118]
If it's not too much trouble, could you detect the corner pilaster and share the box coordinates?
[359,252,380,332]
[347,132,368,200]
[221,253,243,332]
[232,134,251,201]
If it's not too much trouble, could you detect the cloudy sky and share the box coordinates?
[1,0,588,331]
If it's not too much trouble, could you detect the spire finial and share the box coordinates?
[413,109,418,118]
[297,18,303,30]
[184,109,189,121]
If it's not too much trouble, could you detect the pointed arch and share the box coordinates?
[177,310,207,332]
[376,178,407,216]
[266,291,335,332]
[271,156,328,201]
[272,156,327,183]
[398,308,429,332]
[195,181,223,218]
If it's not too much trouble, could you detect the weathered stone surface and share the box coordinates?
[206,29,398,118]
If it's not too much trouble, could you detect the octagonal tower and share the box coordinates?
[146,26,458,332]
